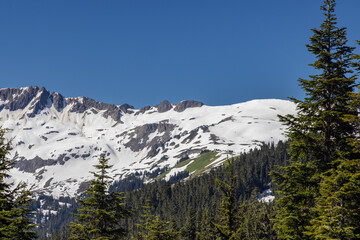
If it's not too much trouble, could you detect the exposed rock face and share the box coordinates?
[119,104,134,114]
[67,97,124,122]
[51,92,66,112]
[156,100,173,113]
[0,86,132,122]
[68,97,105,113]
[0,86,67,117]
[135,105,151,116]
[174,100,203,112]
[124,122,176,158]
[0,86,41,112]
[15,155,61,173]
[27,87,51,117]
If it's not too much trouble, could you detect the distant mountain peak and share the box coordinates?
[0,86,296,198]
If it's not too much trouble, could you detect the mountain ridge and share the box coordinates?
[0,86,296,198]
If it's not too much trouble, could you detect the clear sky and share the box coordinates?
[1,0,360,108]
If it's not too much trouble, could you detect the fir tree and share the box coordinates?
[181,207,196,240]
[272,0,360,239]
[70,154,131,240]
[0,127,37,239]
[197,209,216,240]
[211,160,244,240]
[135,200,179,240]
[242,189,276,240]
[307,42,360,239]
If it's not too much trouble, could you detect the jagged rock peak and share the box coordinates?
[174,100,204,112]
[156,100,173,113]
[0,86,131,122]
[0,86,67,116]
[135,105,151,116]
[119,103,135,114]
[66,97,135,121]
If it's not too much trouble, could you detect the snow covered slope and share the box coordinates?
[0,86,296,197]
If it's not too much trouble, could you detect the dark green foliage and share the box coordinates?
[273,0,360,239]
[134,200,179,240]
[309,157,360,239]
[181,207,197,240]
[70,154,131,240]
[123,142,289,236]
[109,174,145,193]
[307,83,360,239]
[242,192,277,240]
[34,195,77,239]
[0,127,37,239]
[168,171,189,184]
[9,183,38,240]
[197,209,216,240]
[272,161,318,239]
[211,160,244,239]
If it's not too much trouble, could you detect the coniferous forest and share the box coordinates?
[1,0,360,239]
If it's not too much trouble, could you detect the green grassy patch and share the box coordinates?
[155,158,192,180]
[156,151,220,180]
[185,151,218,176]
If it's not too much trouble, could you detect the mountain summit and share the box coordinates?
[0,86,296,197]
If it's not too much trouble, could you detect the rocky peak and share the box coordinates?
[0,87,126,122]
[51,92,66,112]
[0,86,68,116]
[156,100,173,113]
[135,105,151,116]
[26,87,51,117]
[174,100,204,112]
[0,86,41,112]
[119,104,134,114]
[67,97,124,122]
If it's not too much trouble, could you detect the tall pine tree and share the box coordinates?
[70,154,131,240]
[181,207,197,240]
[135,200,179,240]
[272,0,360,239]
[0,127,37,239]
[211,160,245,240]
[307,39,360,239]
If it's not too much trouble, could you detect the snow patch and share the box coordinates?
[258,188,275,203]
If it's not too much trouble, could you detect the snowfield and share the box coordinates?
[0,87,296,198]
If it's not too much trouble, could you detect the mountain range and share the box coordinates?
[0,86,296,197]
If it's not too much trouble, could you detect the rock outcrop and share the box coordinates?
[156,100,173,113]
[174,100,203,112]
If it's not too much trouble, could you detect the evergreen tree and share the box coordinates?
[243,189,276,240]
[135,200,179,240]
[272,0,360,239]
[181,207,196,240]
[70,154,131,240]
[0,127,37,239]
[211,160,244,240]
[0,127,15,239]
[197,209,216,240]
[10,182,38,240]
[307,41,360,239]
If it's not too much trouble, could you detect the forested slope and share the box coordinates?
[37,141,289,239]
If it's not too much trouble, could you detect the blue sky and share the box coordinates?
[1,0,360,108]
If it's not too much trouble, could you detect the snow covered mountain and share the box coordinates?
[0,86,296,198]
